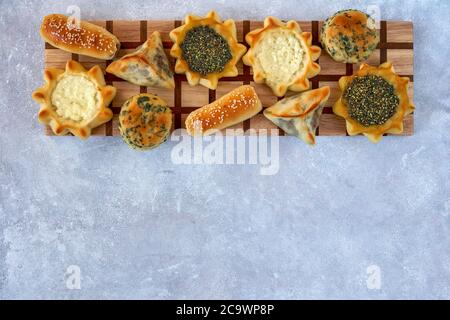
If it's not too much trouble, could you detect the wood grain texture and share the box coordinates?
[387,21,413,43]
[42,19,414,137]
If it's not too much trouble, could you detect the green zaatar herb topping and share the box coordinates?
[180,26,232,76]
[343,75,399,127]
[137,96,150,106]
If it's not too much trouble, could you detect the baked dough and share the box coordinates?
[169,11,247,90]
[32,60,115,139]
[106,32,175,88]
[185,85,262,136]
[264,86,330,145]
[119,93,173,150]
[320,9,379,63]
[40,14,120,60]
[243,16,321,97]
[333,62,414,143]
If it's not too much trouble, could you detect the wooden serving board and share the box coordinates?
[43,19,414,137]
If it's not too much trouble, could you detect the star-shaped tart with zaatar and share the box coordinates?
[243,16,321,97]
[32,60,116,139]
[333,62,414,143]
[169,11,247,90]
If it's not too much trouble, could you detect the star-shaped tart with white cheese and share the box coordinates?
[32,60,116,139]
[243,17,321,97]
[169,11,247,90]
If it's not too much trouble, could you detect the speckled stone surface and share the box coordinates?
[0,0,449,300]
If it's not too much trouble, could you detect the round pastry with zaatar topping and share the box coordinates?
[344,75,399,127]
[333,62,414,143]
[169,11,247,90]
[320,9,379,63]
[119,94,173,150]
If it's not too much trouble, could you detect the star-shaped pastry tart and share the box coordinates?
[32,60,116,139]
[333,62,414,143]
[169,11,247,90]
[243,17,321,97]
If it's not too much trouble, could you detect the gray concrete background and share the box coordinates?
[0,0,449,299]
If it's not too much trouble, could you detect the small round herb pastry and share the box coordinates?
[119,93,173,150]
[32,60,116,139]
[321,9,379,63]
[333,62,414,143]
[169,11,247,90]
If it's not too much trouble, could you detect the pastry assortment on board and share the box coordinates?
[33,10,415,149]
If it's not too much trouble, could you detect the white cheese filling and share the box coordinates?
[254,29,305,86]
[51,75,100,122]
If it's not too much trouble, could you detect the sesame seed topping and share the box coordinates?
[46,17,116,54]
[191,87,257,131]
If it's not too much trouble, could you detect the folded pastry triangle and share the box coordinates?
[263,86,330,145]
[106,31,174,88]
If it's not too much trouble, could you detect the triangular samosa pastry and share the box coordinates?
[263,86,330,145]
[106,31,174,89]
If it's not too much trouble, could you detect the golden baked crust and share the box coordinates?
[40,14,120,60]
[169,11,247,90]
[333,62,414,143]
[243,16,321,97]
[185,85,262,136]
[106,31,174,88]
[320,9,379,63]
[264,86,330,145]
[119,93,173,150]
[32,60,116,139]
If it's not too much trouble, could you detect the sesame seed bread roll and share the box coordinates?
[40,14,120,60]
[185,85,262,135]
